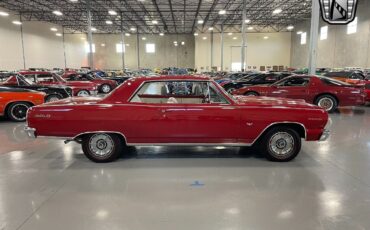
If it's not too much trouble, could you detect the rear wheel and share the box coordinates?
[315,95,337,112]
[82,133,123,163]
[45,94,62,103]
[244,91,259,96]
[7,102,31,122]
[77,90,90,97]
[259,127,301,162]
[100,84,112,93]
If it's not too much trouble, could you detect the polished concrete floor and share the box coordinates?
[1,106,370,230]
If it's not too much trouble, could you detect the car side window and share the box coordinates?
[24,75,36,83]
[130,81,228,104]
[277,78,310,87]
[37,74,54,82]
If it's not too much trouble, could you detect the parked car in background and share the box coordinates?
[324,71,367,85]
[0,74,72,102]
[62,71,117,93]
[0,87,45,121]
[19,71,98,97]
[232,75,366,112]
[222,72,292,93]
[26,75,329,163]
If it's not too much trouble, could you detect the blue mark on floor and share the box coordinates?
[190,180,205,187]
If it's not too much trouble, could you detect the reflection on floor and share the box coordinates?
[0,106,370,230]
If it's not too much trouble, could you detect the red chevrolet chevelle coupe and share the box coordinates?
[25,75,329,163]
[232,75,366,112]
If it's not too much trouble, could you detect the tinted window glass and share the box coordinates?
[277,77,310,86]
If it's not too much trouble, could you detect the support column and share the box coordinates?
[308,0,320,75]
[221,24,224,71]
[120,13,125,71]
[62,26,67,69]
[19,14,26,69]
[87,6,94,69]
[210,30,214,69]
[241,0,247,71]
[136,26,140,69]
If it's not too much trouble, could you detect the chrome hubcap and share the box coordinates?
[318,98,334,111]
[269,132,294,156]
[11,104,29,121]
[77,90,89,97]
[88,134,114,157]
[102,85,111,93]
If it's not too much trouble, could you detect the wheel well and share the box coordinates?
[4,101,34,114]
[73,132,127,145]
[244,91,259,96]
[255,123,306,144]
[313,93,338,104]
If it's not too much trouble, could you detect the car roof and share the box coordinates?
[19,71,52,75]
[130,75,212,83]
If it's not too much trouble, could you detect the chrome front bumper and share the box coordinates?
[319,129,330,141]
[24,127,36,138]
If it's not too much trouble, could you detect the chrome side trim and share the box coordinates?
[250,122,308,145]
[126,143,252,147]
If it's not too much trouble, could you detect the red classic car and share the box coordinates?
[62,71,117,93]
[19,71,98,97]
[232,75,366,112]
[0,86,45,121]
[25,75,329,163]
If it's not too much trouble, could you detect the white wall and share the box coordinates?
[195,32,292,71]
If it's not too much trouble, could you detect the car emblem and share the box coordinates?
[319,0,358,24]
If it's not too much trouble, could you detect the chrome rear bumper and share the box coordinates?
[24,127,36,138]
[319,129,330,141]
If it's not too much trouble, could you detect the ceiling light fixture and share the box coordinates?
[106,20,113,24]
[198,19,204,24]
[142,37,146,40]
[52,10,63,16]
[50,27,58,31]
[202,37,207,40]
[208,27,214,31]
[56,33,62,36]
[194,33,198,36]
[152,20,158,24]
[130,27,136,31]
[12,21,22,25]
[91,27,97,31]
[233,37,237,40]
[125,33,130,36]
[219,10,226,15]
[181,41,185,45]
[0,11,9,16]
[228,32,233,36]
[297,31,303,34]
[70,0,78,2]
[101,43,106,47]
[247,26,254,30]
[245,19,251,23]
[108,10,117,15]
[273,8,282,14]
[264,36,269,39]
[159,33,164,36]
[287,25,294,30]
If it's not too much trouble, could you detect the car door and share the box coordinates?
[183,82,241,143]
[268,77,310,100]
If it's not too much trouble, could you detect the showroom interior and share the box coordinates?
[1,0,370,229]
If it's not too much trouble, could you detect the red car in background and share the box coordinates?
[19,71,98,97]
[62,71,117,94]
[232,75,366,112]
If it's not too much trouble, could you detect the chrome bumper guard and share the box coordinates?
[319,129,330,141]
[24,127,36,138]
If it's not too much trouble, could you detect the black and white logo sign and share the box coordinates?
[319,0,358,24]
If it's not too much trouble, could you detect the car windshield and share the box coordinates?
[320,76,352,86]
[18,75,34,85]
[53,73,67,83]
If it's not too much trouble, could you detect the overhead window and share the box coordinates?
[347,17,357,34]
[116,43,126,53]
[320,26,328,40]
[146,43,155,53]
[300,32,307,45]
[84,43,96,53]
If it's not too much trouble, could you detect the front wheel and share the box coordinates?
[259,127,301,162]
[100,84,112,93]
[45,94,62,103]
[315,95,337,112]
[77,90,90,97]
[7,102,31,122]
[82,133,123,163]
[244,91,259,96]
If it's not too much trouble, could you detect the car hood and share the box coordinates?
[233,95,320,109]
